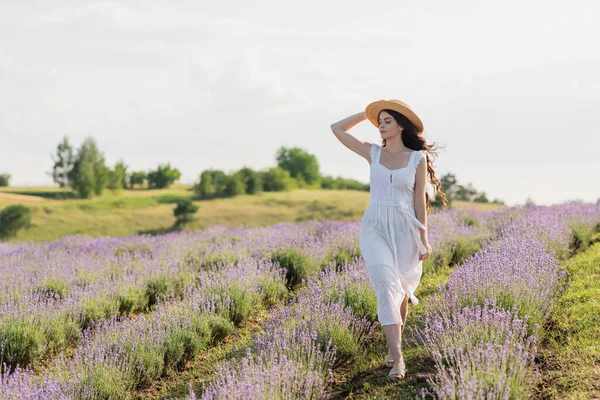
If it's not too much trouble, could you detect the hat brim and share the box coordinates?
[365,100,424,133]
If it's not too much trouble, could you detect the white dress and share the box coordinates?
[359,143,428,326]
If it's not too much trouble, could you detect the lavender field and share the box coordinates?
[1,201,599,399]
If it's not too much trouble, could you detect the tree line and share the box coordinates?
[0,136,503,206]
[39,136,369,199]
[47,136,181,198]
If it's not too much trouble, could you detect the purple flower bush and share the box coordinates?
[199,263,378,400]
[410,202,600,399]
[0,207,498,399]
[1,365,69,400]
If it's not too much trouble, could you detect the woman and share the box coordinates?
[330,99,447,380]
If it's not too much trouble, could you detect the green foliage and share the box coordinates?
[261,167,295,192]
[134,345,164,386]
[108,160,128,192]
[163,328,200,372]
[259,276,289,306]
[429,237,481,272]
[450,236,482,266]
[343,285,378,322]
[317,322,364,368]
[194,170,215,198]
[0,319,45,373]
[129,171,147,188]
[206,313,235,343]
[207,283,262,327]
[537,243,600,399]
[439,172,503,205]
[191,251,240,271]
[225,173,246,197]
[117,287,146,316]
[569,220,598,254]
[147,163,181,189]
[68,137,110,198]
[276,146,321,186]
[0,173,11,187]
[173,198,199,227]
[80,364,133,400]
[194,169,255,199]
[237,167,263,194]
[49,136,74,189]
[321,175,369,191]
[323,246,362,270]
[270,248,320,289]
[145,276,174,310]
[208,170,229,197]
[0,204,32,239]
[35,279,69,299]
[78,297,120,330]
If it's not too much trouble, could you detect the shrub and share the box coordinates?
[270,248,320,289]
[0,319,45,373]
[173,199,199,227]
[147,163,181,189]
[0,204,32,239]
[0,173,10,187]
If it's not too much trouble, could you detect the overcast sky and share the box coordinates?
[1,1,599,206]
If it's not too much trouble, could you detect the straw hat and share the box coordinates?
[365,99,424,133]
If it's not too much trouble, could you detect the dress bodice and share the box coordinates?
[368,143,427,205]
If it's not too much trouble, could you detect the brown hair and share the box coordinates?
[380,109,448,215]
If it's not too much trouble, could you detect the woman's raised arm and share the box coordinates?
[330,111,372,162]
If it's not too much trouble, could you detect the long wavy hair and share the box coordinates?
[380,109,448,215]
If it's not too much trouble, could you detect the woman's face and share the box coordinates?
[378,111,403,140]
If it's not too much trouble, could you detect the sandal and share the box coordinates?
[388,361,406,380]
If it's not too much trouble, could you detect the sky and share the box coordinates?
[1,0,599,207]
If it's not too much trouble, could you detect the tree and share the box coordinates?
[93,160,110,196]
[0,205,31,239]
[440,173,458,200]
[129,171,147,188]
[108,160,128,192]
[320,175,369,191]
[210,170,229,197]
[237,167,263,194]
[50,136,75,189]
[0,174,10,187]
[275,147,321,186]
[455,183,478,202]
[194,170,215,199]
[224,173,246,197]
[173,198,199,228]
[147,163,181,189]
[262,167,295,192]
[473,192,489,203]
[68,137,109,198]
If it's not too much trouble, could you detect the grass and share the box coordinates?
[0,185,502,243]
[535,241,600,399]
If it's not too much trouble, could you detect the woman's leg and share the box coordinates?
[400,295,409,332]
[382,323,402,365]
[386,295,409,363]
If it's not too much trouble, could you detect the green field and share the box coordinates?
[535,241,600,399]
[0,185,502,243]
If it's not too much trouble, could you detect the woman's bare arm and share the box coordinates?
[330,111,371,162]
[414,154,429,244]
